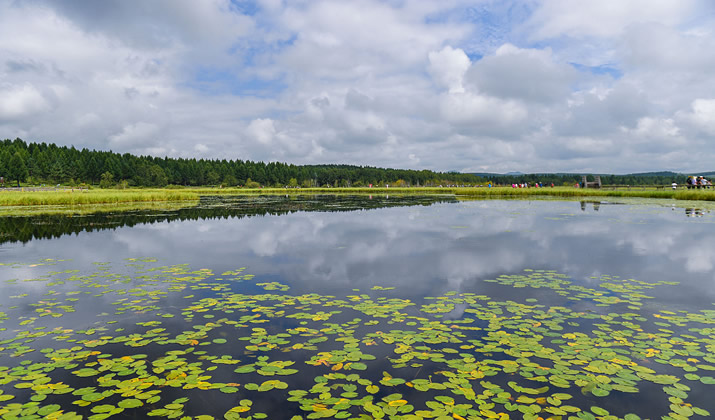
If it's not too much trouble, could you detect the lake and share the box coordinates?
[0,195,713,419]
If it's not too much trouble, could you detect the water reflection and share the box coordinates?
[0,195,455,244]
[1,196,714,308]
[685,207,708,217]
[579,200,600,211]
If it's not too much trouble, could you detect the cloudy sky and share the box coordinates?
[1,0,714,174]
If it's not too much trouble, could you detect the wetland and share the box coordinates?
[0,195,713,419]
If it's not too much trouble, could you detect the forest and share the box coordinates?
[0,138,483,188]
[484,172,688,187]
[0,138,694,188]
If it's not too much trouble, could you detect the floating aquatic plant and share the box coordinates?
[0,260,712,419]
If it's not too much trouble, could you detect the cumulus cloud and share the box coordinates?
[466,44,577,103]
[109,122,160,148]
[552,82,650,137]
[620,23,715,73]
[677,99,715,136]
[0,0,714,173]
[625,117,683,146]
[0,83,51,120]
[428,46,470,94]
[246,118,276,145]
[28,0,255,52]
[273,1,468,79]
[526,0,702,39]
[440,92,527,131]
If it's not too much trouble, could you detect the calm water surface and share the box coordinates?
[0,195,713,419]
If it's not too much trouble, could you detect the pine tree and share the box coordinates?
[7,152,28,186]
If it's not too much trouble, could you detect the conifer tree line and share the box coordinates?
[485,172,691,187]
[0,138,484,187]
[0,138,694,188]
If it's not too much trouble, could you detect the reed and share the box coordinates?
[447,187,715,201]
[3,186,715,210]
[0,200,195,217]
[179,186,715,201]
[0,189,199,207]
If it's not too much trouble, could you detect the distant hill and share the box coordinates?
[471,173,502,178]
[626,171,680,177]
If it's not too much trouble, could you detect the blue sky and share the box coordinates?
[1,0,714,173]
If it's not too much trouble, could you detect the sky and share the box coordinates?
[1,0,714,174]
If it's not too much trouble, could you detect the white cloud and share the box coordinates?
[466,44,577,103]
[527,0,702,39]
[628,117,681,140]
[246,118,276,145]
[0,83,50,120]
[31,0,255,53]
[428,46,470,94]
[440,91,527,129]
[0,0,713,173]
[274,1,469,79]
[109,122,159,148]
[677,99,715,136]
[562,137,614,156]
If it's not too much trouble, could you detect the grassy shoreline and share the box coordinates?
[0,189,199,207]
[0,200,197,217]
[1,186,715,211]
[181,186,715,201]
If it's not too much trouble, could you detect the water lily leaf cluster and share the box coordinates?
[0,261,712,419]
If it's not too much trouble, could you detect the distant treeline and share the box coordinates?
[0,138,700,188]
[0,138,484,187]
[483,172,691,186]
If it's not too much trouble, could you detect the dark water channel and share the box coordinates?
[0,195,713,419]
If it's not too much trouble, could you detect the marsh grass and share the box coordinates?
[445,186,715,201]
[3,186,715,211]
[0,200,195,217]
[0,189,198,207]
[180,186,715,201]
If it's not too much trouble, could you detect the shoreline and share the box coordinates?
[0,186,714,214]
